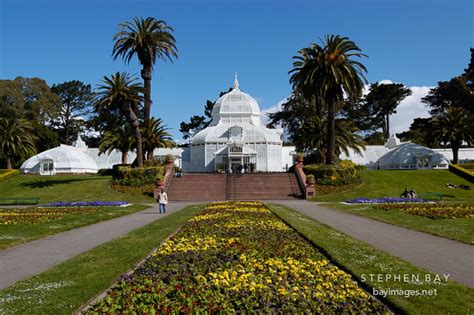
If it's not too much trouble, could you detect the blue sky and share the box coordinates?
[1,0,472,139]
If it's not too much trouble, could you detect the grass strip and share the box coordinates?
[267,203,474,314]
[0,204,204,315]
[312,170,474,203]
[0,205,149,249]
[325,202,474,245]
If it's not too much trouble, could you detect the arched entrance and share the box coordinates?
[214,143,257,173]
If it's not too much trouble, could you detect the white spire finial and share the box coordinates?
[234,72,239,90]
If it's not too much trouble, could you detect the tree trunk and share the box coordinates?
[126,103,143,167]
[326,101,336,165]
[121,152,128,165]
[385,114,390,139]
[147,150,154,161]
[141,66,152,122]
[6,156,12,169]
[452,146,459,164]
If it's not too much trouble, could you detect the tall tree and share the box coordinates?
[289,35,367,164]
[364,82,412,139]
[99,125,135,164]
[396,118,439,148]
[142,117,175,160]
[95,72,145,167]
[113,17,178,122]
[464,48,474,90]
[0,77,61,123]
[0,77,61,152]
[431,106,473,164]
[0,118,37,169]
[422,76,472,116]
[50,80,95,145]
[267,90,365,160]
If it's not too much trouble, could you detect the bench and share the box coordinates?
[0,197,40,205]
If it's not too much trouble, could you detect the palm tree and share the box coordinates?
[113,17,178,122]
[142,117,175,161]
[99,125,135,164]
[95,72,145,167]
[432,106,473,164]
[0,118,37,169]
[290,35,367,164]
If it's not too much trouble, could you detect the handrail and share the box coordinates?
[293,162,307,199]
[162,162,175,191]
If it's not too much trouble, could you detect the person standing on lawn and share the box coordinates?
[158,188,168,214]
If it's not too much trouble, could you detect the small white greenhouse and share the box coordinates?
[20,144,98,175]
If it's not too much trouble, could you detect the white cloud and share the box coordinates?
[390,85,432,134]
[260,97,288,126]
[260,81,433,134]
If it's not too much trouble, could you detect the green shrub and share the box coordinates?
[143,159,164,167]
[304,160,361,186]
[110,183,155,195]
[355,164,368,171]
[111,166,164,187]
[97,168,114,176]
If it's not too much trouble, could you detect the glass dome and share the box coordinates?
[20,144,98,175]
[376,143,450,170]
[210,76,261,126]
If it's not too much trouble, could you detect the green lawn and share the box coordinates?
[267,204,474,314]
[313,170,474,203]
[0,205,148,249]
[310,170,474,243]
[0,204,204,315]
[0,174,154,204]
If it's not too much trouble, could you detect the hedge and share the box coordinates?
[111,165,165,187]
[449,164,474,183]
[0,169,20,181]
[304,160,361,186]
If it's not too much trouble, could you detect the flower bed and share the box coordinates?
[40,201,129,207]
[345,197,429,204]
[86,201,386,313]
[0,207,103,225]
[375,203,474,219]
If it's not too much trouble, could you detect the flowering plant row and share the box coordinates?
[0,207,103,225]
[40,201,129,207]
[86,202,386,313]
[375,203,474,219]
[345,197,429,204]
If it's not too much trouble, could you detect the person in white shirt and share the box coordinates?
[158,188,168,214]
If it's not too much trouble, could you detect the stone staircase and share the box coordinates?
[167,173,302,201]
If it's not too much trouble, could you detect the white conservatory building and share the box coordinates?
[186,77,293,173]
[20,143,98,175]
